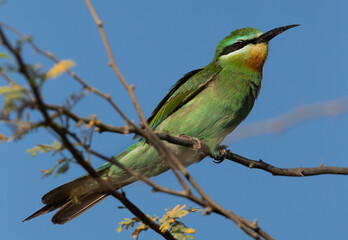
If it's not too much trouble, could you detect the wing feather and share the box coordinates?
[147,64,221,129]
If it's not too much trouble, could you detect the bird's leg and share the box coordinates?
[211,145,228,163]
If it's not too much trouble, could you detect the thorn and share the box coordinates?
[47,52,54,58]
[76,120,84,127]
[97,20,103,28]
[202,206,213,215]
[123,124,129,135]
[183,188,191,196]
[253,218,258,227]
[298,166,304,176]
[320,159,324,167]
[119,188,126,196]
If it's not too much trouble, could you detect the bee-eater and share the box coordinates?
[24,25,298,224]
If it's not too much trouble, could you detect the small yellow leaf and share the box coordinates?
[160,221,171,233]
[0,85,26,95]
[183,228,195,234]
[116,225,123,233]
[86,114,96,129]
[76,120,84,127]
[0,133,6,142]
[86,120,94,129]
[46,59,76,79]
[40,168,53,177]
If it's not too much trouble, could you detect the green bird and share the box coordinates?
[24,25,298,224]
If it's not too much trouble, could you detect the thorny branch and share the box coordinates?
[2,14,271,239]
[0,25,176,240]
[84,0,193,198]
[83,1,270,239]
[1,4,348,240]
[20,101,348,177]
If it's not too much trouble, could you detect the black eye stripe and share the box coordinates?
[220,38,256,56]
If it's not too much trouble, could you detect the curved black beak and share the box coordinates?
[255,24,300,44]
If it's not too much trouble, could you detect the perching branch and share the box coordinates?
[83,2,270,239]
[223,151,348,176]
[25,98,348,178]
[2,4,348,240]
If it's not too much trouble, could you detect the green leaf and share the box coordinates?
[170,222,196,240]
[55,162,69,176]
[188,207,202,213]
[0,85,28,115]
[0,52,11,60]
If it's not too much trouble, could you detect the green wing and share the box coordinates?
[147,63,222,129]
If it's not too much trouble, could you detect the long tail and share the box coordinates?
[23,174,122,224]
[24,144,145,224]
[23,177,106,224]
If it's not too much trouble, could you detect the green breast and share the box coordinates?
[156,68,262,148]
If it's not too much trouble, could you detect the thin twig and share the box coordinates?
[68,130,271,240]
[0,21,143,135]
[0,26,176,240]
[224,151,348,176]
[84,0,193,195]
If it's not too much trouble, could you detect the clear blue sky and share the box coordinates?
[1,1,348,239]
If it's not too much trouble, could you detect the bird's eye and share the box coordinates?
[233,41,245,47]
[220,40,248,56]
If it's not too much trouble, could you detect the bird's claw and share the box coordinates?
[212,146,228,164]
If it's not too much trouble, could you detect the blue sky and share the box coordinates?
[1,1,348,239]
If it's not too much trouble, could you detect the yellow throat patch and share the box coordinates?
[247,43,269,72]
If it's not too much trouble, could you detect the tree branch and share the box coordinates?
[0,25,176,240]
[224,151,348,176]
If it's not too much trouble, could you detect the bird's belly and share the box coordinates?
[108,140,203,187]
[108,77,257,185]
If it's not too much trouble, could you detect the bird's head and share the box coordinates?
[215,25,299,72]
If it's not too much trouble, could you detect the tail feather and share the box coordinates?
[23,175,115,224]
[23,201,66,222]
[41,177,95,205]
[51,193,108,224]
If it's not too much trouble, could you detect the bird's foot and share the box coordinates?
[211,145,228,164]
